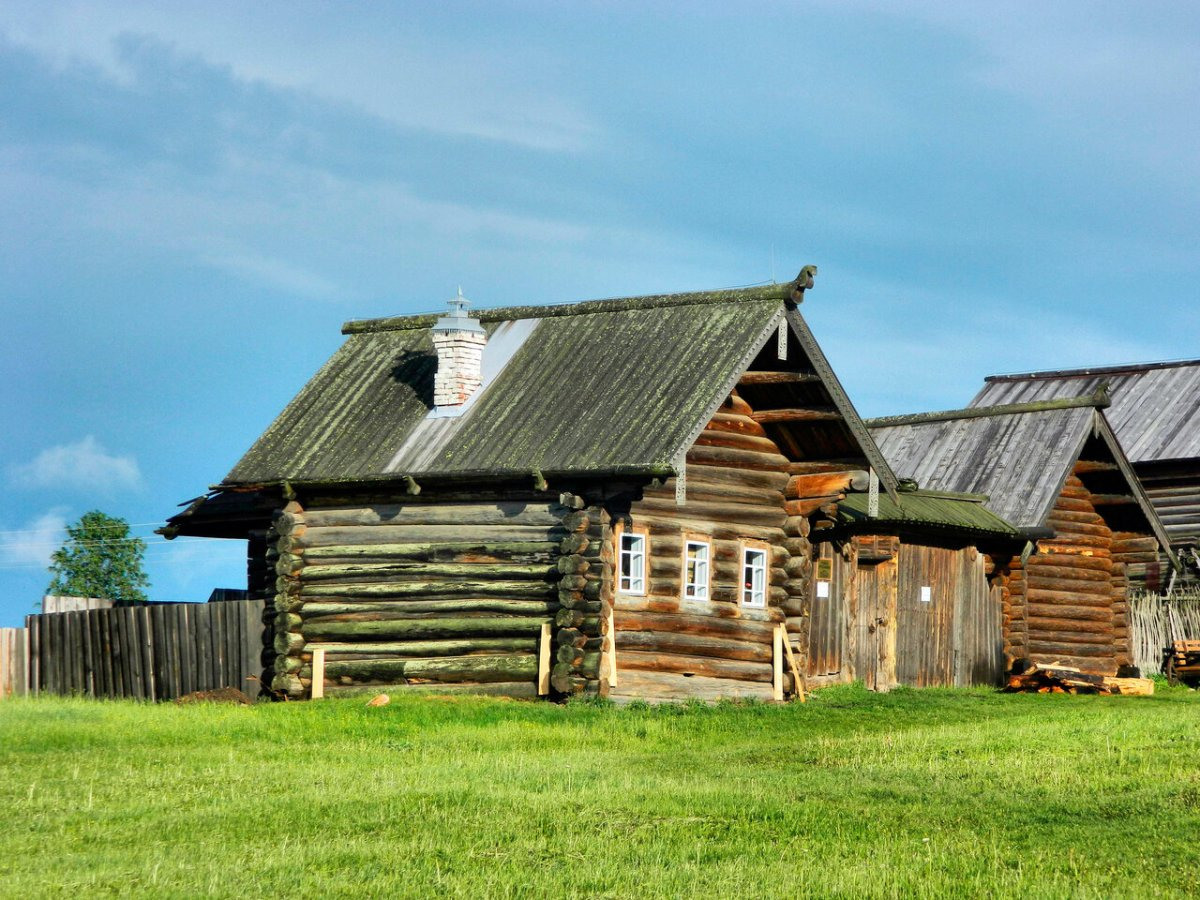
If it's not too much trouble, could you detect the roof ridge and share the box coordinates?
[342,280,798,335]
[866,388,1110,428]
[984,357,1200,382]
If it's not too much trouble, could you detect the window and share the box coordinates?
[619,531,647,594]
[683,540,711,600]
[741,546,768,608]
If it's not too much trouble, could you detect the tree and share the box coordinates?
[46,510,149,606]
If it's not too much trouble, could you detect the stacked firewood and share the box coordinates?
[1005,661,1153,695]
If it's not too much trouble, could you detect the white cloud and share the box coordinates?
[10,436,142,493]
[0,508,68,567]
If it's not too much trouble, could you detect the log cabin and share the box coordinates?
[868,393,1177,677]
[971,360,1200,587]
[165,271,934,702]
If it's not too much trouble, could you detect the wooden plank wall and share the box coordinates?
[0,627,30,698]
[808,541,853,681]
[272,494,563,699]
[24,600,263,700]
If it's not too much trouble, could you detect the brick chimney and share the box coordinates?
[431,288,486,409]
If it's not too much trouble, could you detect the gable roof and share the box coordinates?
[972,358,1200,463]
[866,396,1175,561]
[220,278,895,492]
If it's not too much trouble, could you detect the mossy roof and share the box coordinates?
[223,282,878,486]
[837,489,1021,539]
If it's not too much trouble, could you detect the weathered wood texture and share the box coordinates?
[0,627,29,698]
[276,496,568,698]
[1128,589,1200,675]
[24,601,263,701]
[806,542,853,679]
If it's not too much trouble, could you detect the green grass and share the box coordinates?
[3,685,1200,898]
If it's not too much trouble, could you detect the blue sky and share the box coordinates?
[1,2,1197,626]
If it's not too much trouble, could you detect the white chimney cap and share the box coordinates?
[432,287,485,334]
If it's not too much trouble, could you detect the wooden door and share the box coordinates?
[853,559,897,691]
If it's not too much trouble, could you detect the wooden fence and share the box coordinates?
[0,628,29,698]
[24,600,267,701]
[1129,590,1200,675]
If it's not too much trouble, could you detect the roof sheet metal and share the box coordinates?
[972,360,1200,462]
[837,490,1020,538]
[869,407,1094,530]
[224,296,784,484]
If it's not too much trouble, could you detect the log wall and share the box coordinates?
[610,392,806,702]
[1009,469,1136,675]
[270,494,569,698]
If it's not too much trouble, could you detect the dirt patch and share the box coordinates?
[175,687,253,706]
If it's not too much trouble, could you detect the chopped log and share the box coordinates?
[1028,640,1116,658]
[705,411,770,437]
[785,496,841,517]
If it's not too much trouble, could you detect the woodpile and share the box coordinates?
[1005,661,1153,695]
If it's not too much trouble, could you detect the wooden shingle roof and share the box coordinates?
[972,359,1200,463]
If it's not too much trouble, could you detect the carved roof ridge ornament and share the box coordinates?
[790,265,817,304]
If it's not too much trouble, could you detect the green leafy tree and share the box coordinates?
[46,510,149,606]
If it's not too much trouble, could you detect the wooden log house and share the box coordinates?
[868,393,1177,677]
[971,360,1200,587]
[165,271,939,701]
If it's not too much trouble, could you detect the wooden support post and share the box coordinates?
[607,609,617,688]
[772,624,784,702]
[780,624,805,703]
[311,648,326,700]
[538,623,551,696]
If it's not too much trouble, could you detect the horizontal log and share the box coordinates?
[324,681,539,698]
[303,638,538,656]
[300,541,558,564]
[1026,654,1116,675]
[617,649,775,683]
[1026,616,1114,635]
[303,617,550,640]
[749,408,841,424]
[1027,552,1112,573]
[302,581,555,599]
[301,599,557,619]
[301,562,557,582]
[685,445,789,472]
[628,514,785,544]
[1045,518,1112,539]
[313,654,537,684]
[641,482,784,508]
[295,524,568,549]
[785,496,841,517]
[607,669,776,702]
[692,430,784,454]
[737,371,823,385]
[302,502,563,528]
[1028,640,1116,658]
[1037,535,1113,552]
[634,497,787,530]
[1088,493,1136,506]
[705,411,769,438]
[1047,507,1106,525]
[1024,576,1112,596]
[1023,603,1114,623]
[617,608,780,640]
[615,630,772,663]
[1073,460,1120,474]
[1018,564,1111,583]
[676,462,789,491]
[1025,589,1112,607]
[786,471,868,498]
[613,594,781,622]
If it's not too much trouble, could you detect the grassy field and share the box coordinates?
[2,685,1200,898]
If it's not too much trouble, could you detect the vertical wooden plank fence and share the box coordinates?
[19,600,266,701]
[1129,590,1200,675]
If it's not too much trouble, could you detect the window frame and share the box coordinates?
[681,535,712,602]
[740,541,770,609]
[616,524,649,596]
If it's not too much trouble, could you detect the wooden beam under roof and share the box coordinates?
[1074,460,1121,474]
[750,407,841,424]
[1089,493,1137,506]
[738,371,823,385]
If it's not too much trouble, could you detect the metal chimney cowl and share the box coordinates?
[430,289,486,409]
